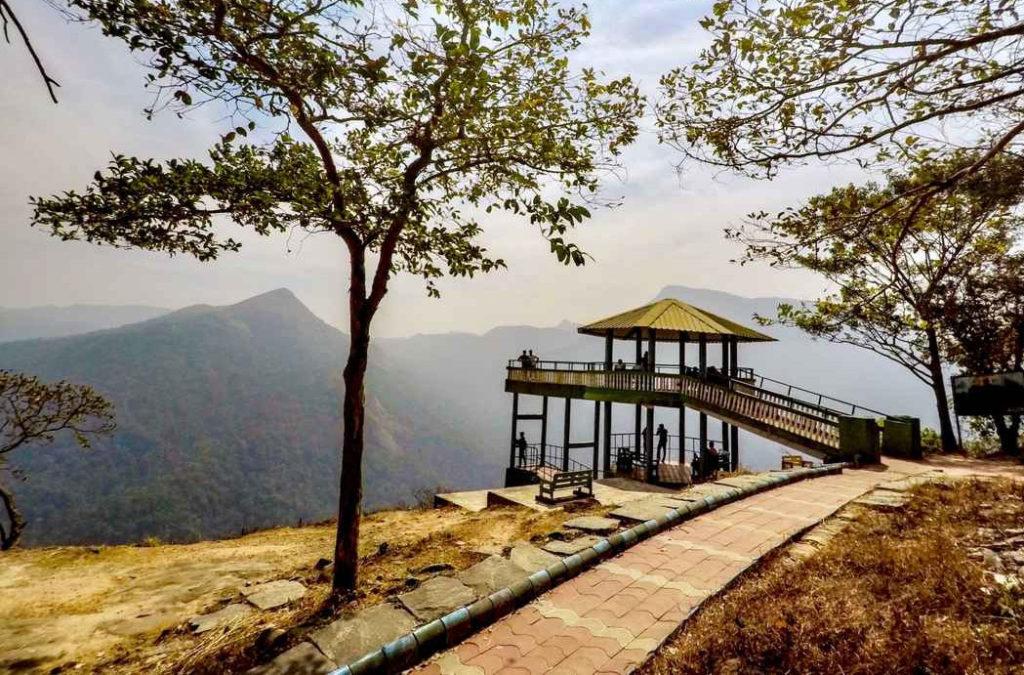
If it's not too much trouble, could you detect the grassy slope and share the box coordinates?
[642,478,1024,675]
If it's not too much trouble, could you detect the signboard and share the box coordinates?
[951,371,1024,416]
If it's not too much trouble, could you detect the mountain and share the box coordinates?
[0,289,500,546]
[0,304,168,342]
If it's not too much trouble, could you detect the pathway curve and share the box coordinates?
[412,461,937,675]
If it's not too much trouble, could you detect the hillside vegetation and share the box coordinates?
[0,289,500,546]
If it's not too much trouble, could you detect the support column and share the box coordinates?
[730,337,740,469]
[698,334,707,472]
[540,395,548,466]
[510,392,519,468]
[721,340,730,470]
[563,397,571,471]
[679,332,686,465]
[603,330,613,474]
[634,332,642,458]
[592,401,600,478]
[646,330,657,482]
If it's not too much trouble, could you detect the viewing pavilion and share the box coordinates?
[504,298,914,490]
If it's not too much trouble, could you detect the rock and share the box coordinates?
[1004,550,1024,566]
[418,562,455,575]
[562,516,621,534]
[398,575,477,622]
[509,543,561,573]
[609,501,675,523]
[247,642,336,675]
[256,627,288,650]
[189,604,254,634]
[310,603,417,665]
[457,556,529,596]
[542,535,604,556]
[313,558,331,570]
[243,580,307,611]
[981,549,1005,573]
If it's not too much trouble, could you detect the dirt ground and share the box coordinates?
[0,504,584,674]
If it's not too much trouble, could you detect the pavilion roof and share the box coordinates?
[577,298,776,344]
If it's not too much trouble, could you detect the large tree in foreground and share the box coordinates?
[31,0,642,592]
[734,153,1024,452]
[0,370,115,549]
[659,0,1024,208]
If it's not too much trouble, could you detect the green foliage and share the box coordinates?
[738,152,1024,389]
[34,0,644,297]
[659,0,1024,200]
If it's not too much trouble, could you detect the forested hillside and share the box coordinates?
[0,289,499,546]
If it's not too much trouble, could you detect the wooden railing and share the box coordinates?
[507,363,842,450]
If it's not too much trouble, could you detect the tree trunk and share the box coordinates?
[925,326,958,452]
[0,479,26,551]
[993,415,1022,456]
[332,304,371,593]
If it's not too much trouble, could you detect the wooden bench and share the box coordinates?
[536,468,594,505]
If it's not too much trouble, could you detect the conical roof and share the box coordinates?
[577,298,775,343]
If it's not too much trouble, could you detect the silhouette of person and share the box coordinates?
[528,349,539,368]
[656,423,668,463]
[518,350,531,369]
[706,441,720,478]
[517,432,528,466]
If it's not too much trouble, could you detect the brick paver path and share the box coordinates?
[413,464,932,675]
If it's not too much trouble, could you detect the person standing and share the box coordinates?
[656,423,669,463]
[706,441,720,478]
[517,432,529,466]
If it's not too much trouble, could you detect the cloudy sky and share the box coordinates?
[1,0,866,337]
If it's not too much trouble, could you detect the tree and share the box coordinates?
[1,0,64,102]
[659,0,1024,209]
[941,254,1024,455]
[30,0,643,592]
[734,152,1024,452]
[0,370,115,549]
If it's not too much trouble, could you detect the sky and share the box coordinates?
[0,0,868,338]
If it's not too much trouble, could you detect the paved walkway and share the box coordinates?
[413,461,935,675]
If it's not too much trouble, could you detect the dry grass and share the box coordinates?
[88,501,610,674]
[641,478,1024,675]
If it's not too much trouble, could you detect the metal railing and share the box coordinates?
[741,372,886,418]
[507,361,843,449]
[513,443,591,473]
[507,358,753,380]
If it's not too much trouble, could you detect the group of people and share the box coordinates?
[612,350,652,372]
[516,349,541,369]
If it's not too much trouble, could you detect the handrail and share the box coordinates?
[740,371,887,418]
[507,364,843,450]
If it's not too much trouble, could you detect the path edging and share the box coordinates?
[329,464,846,675]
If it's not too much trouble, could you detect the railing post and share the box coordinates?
[540,395,548,466]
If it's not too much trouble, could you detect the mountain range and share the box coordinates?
[0,286,937,546]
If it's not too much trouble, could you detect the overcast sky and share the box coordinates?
[0,0,867,337]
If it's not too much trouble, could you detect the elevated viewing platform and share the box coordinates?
[503,299,920,493]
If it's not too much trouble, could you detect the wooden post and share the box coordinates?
[593,401,600,478]
[540,395,548,466]
[510,392,519,468]
[563,397,571,471]
[603,330,613,475]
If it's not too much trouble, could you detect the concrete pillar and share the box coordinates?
[646,330,656,481]
[634,332,642,456]
[698,334,707,470]
[593,401,600,478]
[721,340,730,470]
[679,332,686,464]
[603,331,613,474]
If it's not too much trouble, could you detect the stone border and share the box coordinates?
[328,464,846,675]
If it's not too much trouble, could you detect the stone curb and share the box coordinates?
[327,464,846,675]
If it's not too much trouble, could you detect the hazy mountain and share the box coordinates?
[0,289,499,546]
[0,304,168,342]
[0,285,938,546]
